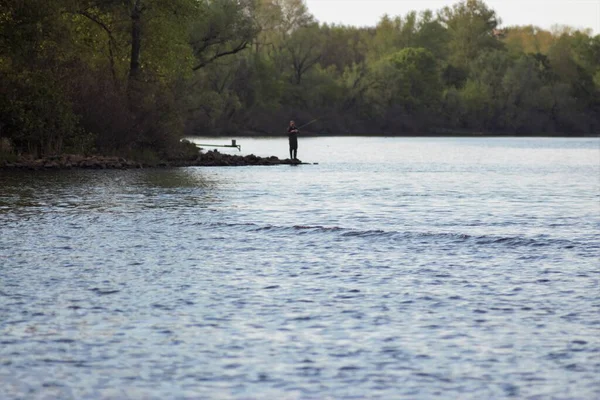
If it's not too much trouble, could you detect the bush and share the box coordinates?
[0,71,84,157]
[0,137,17,164]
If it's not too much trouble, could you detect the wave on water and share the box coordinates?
[198,222,587,249]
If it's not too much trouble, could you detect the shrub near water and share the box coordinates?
[0,137,17,163]
[0,71,86,157]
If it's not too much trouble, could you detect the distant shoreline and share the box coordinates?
[188,131,600,139]
[2,134,597,171]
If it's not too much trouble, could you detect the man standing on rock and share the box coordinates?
[288,120,299,161]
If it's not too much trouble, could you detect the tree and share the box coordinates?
[503,25,555,55]
[285,23,323,84]
[367,47,442,131]
[318,24,366,72]
[2,0,599,159]
[500,55,549,133]
[439,0,503,67]
[273,0,314,34]
[190,0,258,71]
[371,14,399,59]
[413,10,449,59]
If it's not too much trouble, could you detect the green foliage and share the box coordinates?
[458,79,493,129]
[594,71,600,90]
[414,10,450,59]
[439,0,503,66]
[501,56,550,132]
[0,0,598,157]
[504,26,555,55]
[0,151,18,164]
[285,23,323,84]
[368,48,441,117]
[0,138,17,163]
[0,70,86,156]
[190,0,258,71]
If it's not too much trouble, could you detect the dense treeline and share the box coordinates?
[1,0,598,159]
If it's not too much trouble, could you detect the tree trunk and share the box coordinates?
[128,0,142,84]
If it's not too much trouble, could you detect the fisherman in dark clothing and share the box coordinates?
[288,120,299,160]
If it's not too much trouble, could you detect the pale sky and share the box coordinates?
[304,0,600,33]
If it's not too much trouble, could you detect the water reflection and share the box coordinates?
[0,168,220,216]
[136,168,215,189]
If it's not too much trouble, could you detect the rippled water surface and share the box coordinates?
[1,137,599,399]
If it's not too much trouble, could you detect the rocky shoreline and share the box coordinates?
[0,151,311,170]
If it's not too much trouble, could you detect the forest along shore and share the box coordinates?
[0,151,305,170]
[1,0,598,165]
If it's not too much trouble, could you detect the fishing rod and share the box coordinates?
[298,118,320,129]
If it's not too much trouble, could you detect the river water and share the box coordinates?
[1,137,599,399]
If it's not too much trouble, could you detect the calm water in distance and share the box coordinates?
[1,137,599,399]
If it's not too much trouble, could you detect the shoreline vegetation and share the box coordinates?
[199,130,600,138]
[0,151,310,170]
[2,132,597,170]
[1,0,598,165]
